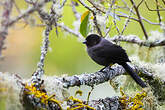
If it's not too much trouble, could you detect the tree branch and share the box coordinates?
[130,0,148,39]
[155,0,162,23]
[110,35,165,47]
[0,0,13,56]
[8,0,52,26]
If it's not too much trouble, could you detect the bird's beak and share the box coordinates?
[83,41,87,44]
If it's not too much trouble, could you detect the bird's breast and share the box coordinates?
[87,47,110,66]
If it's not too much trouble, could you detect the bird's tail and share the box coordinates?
[121,62,147,88]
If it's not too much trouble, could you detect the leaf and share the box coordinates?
[80,11,90,37]
[72,0,79,3]
[81,11,90,22]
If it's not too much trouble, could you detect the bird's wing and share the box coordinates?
[93,43,130,64]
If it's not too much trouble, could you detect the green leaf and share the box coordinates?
[80,11,90,38]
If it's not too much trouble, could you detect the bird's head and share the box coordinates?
[83,34,101,47]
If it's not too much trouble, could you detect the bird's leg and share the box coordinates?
[108,63,115,71]
[99,66,107,72]
[99,65,114,72]
[108,66,114,71]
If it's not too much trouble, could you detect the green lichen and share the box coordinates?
[119,88,147,110]
[148,77,165,104]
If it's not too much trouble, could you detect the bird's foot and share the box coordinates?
[99,66,114,72]
[108,67,114,71]
[99,67,106,72]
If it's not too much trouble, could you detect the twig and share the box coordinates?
[92,12,103,37]
[71,1,81,20]
[110,35,165,47]
[59,0,67,9]
[130,0,148,39]
[86,0,105,13]
[155,0,162,23]
[122,0,133,11]
[24,0,36,4]
[140,16,160,25]
[113,8,120,36]
[84,0,160,38]
[78,0,103,37]
[144,1,165,11]
[85,0,160,26]
[137,0,144,8]
[120,6,134,36]
[31,0,63,84]
[42,22,165,48]
[31,25,51,85]
[13,0,29,24]
[78,0,93,12]
[104,25,112,38]
[8,0,51,26]
[0,0,13,56]
[57,23,83,38]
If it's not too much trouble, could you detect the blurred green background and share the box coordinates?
[0,0,165,109]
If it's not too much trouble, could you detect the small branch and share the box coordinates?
[122,0,133,11]
[137,0,144,8]
[140,16,160,25]
[31,0,63,85]
[31,25,51,84]
[145,1,165,11]
[110,35,165,47]
[84,0,160,26]
[78,0,93,12]
[8,6,36,26]
[83,0,160,38]
[71,2,81,20]
[78,0,103,37]
[24,0,36,4]
[57,23,83,38]
[13,0,29,24]
[130,0,148,39]
[155,0,161,23]
[47,24,165,48]
[59,0,67,9]
[8,0,51,26]
[115,13,160,25]
[113,8,120,36]
[93,12,103,37]
[120,6,134,36]
[86,0,105,13]
[0,0,13,56]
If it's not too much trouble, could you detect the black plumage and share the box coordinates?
[83,34,147,88]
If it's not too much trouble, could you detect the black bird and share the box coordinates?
[83,34,147,88]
